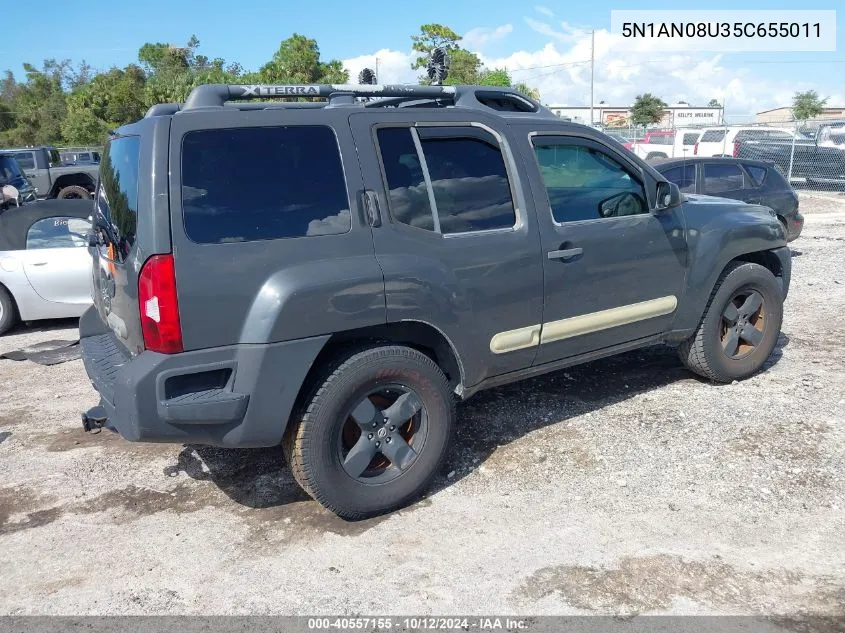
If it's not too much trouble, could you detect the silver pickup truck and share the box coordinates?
[0,146,99,199]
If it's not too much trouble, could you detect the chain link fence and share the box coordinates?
[601,119,845,191]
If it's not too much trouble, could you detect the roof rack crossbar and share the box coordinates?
[182,84,459,110]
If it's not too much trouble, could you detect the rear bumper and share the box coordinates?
[78,306,328,448]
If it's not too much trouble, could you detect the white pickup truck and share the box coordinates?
[631,129,702,160]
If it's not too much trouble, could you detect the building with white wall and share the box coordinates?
[547,102,724,128]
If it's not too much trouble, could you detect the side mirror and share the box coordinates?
[655,181,682,211]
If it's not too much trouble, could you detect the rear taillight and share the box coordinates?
[694,142,699,155]
[138,254,183,354]
[732,141,739,157]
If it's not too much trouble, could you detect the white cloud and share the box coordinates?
[342,48,416,84]
[462,24,513,51]
[535,5,555,18]
[342,23,835,118]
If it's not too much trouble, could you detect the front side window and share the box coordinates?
[181,126,351,244]
[703,163,744,194]
[26,216,90,250]
[376,126,516,235]
[533,142,648,223]
[97,135,141,262]
[661,164,696,193]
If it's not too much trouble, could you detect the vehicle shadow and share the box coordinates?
[170,335,790,519]
[7,317,80,335]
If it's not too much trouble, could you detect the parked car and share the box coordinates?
[693,126,806,157]
[59,150,101,166]
[0,146,99,200]
[0,199,94,335]
[651,157,803,241]
[631,128,702,160]
[79,82,791,519]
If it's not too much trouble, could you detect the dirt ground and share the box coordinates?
[0,192,843,616]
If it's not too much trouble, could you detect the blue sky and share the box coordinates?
[2,0,842,115]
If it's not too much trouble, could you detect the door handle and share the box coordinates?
[547,247,583,261]
[362,190,382,228]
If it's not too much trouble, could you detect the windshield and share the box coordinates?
[0,156,27,186]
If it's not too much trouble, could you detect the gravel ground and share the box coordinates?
[1,192,843,616]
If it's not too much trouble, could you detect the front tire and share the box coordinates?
[0,285,18,335]
[283,345,455,520]
[679,262,783,383]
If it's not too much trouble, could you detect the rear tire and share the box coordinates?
[283,345,455,520]
[56,185,92,200]
[678,262,783,383]
[0,285,18,336]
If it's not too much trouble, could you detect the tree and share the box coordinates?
[411,24,463,71]
[513,82,540,101]
[792,90,828,121]
[1,61,70,145]
[63,65,147,145]
[630,93,668,127]
[259,34,348,86]
[707,98,722,108]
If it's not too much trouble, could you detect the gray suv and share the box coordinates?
[79,83,792,519]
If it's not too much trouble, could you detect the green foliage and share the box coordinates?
[630,93,668,126]
[513,83,540,101]
[792,90,827,121]
[0,24,548,146]
[707,98,722,108]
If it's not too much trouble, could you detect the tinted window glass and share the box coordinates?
[377,127,434,231]
[700,130,727,142]
[661,164,696,193]
[181,126,350,244]
[26,216,90,250]
[14,152,35,170]
[419,131,516,234]
[744,165,768,186]
[0,156,26,185]
[682,133,700,146]
[47,149,61,167]
[97,135,141,262]
[533,143,647,223]
[703,163,744,194]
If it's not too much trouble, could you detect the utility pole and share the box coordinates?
[590,30,595,125]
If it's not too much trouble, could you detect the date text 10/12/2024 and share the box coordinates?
[308,617,530,630]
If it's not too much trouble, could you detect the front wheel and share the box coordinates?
[283,345,455,519]
[0,285,18,335]
[679,262,783,383]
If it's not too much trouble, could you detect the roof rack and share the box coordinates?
[144,83,557,119]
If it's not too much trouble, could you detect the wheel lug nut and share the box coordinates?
[376,441,381,448]
[389,425,395,431]
[385,437,391,443]
[368,433,373,440]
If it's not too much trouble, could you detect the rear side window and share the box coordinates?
[744,165,768,186]
[376,127,516,235]
[703,163,744,194]
[26,216,90,250]
[661,164,696,193]
[97,135,141,262]
[14,152,35,170]
[682,133,700,146]
[181,126,351,244]
[700,130,727,142]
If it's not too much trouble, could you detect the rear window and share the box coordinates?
[700,130,727,142]
[14,152,35,170]
[96,135,141,262]
[181,126,351,244]
[661,164,696,193]
[26,216,90,250]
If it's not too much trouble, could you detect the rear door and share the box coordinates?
[349,110,545,387]
[14,151,50,195]
[19,215,92,305]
